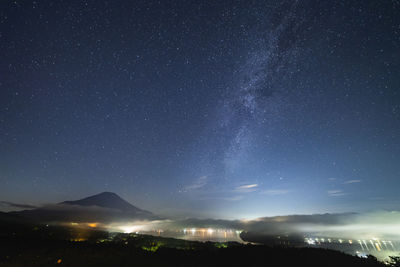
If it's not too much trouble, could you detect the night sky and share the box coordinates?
[1,0,399,219]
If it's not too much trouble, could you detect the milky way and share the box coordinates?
[1,0,399,219]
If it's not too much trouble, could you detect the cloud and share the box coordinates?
[183,176,207,191]
[343,179,361,184]
[237,184,258,189]
[234,184,258,193]
[157,210,400,241]
[159,213,358,236]
[327,190,347,197]
[261,189,290,196]
[0,201,37,209]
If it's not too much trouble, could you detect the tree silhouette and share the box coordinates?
[389,256,400,267]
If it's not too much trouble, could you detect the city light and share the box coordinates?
[119,225,142,234]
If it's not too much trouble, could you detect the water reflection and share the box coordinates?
[142,228,243,243]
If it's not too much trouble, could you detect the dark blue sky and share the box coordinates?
[1,0,399,219]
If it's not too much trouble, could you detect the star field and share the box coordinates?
[1,0,399,219]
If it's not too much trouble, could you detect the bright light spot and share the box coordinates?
[120,225,140,233]
[305,238,316,245]
[207,228,214,234]
[88,223,98,228]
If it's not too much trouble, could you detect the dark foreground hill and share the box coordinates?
[0,218,388,267]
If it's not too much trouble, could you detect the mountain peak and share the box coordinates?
[61,192,150,214]
[96,192,119,197]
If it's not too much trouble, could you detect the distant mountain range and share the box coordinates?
[7,192,156,223]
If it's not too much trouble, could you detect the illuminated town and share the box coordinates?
[60,220,400,262]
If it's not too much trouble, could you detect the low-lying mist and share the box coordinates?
[94,210,400,242]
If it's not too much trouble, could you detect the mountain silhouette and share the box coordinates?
[9,192,155,223]
[61,192,148,213]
